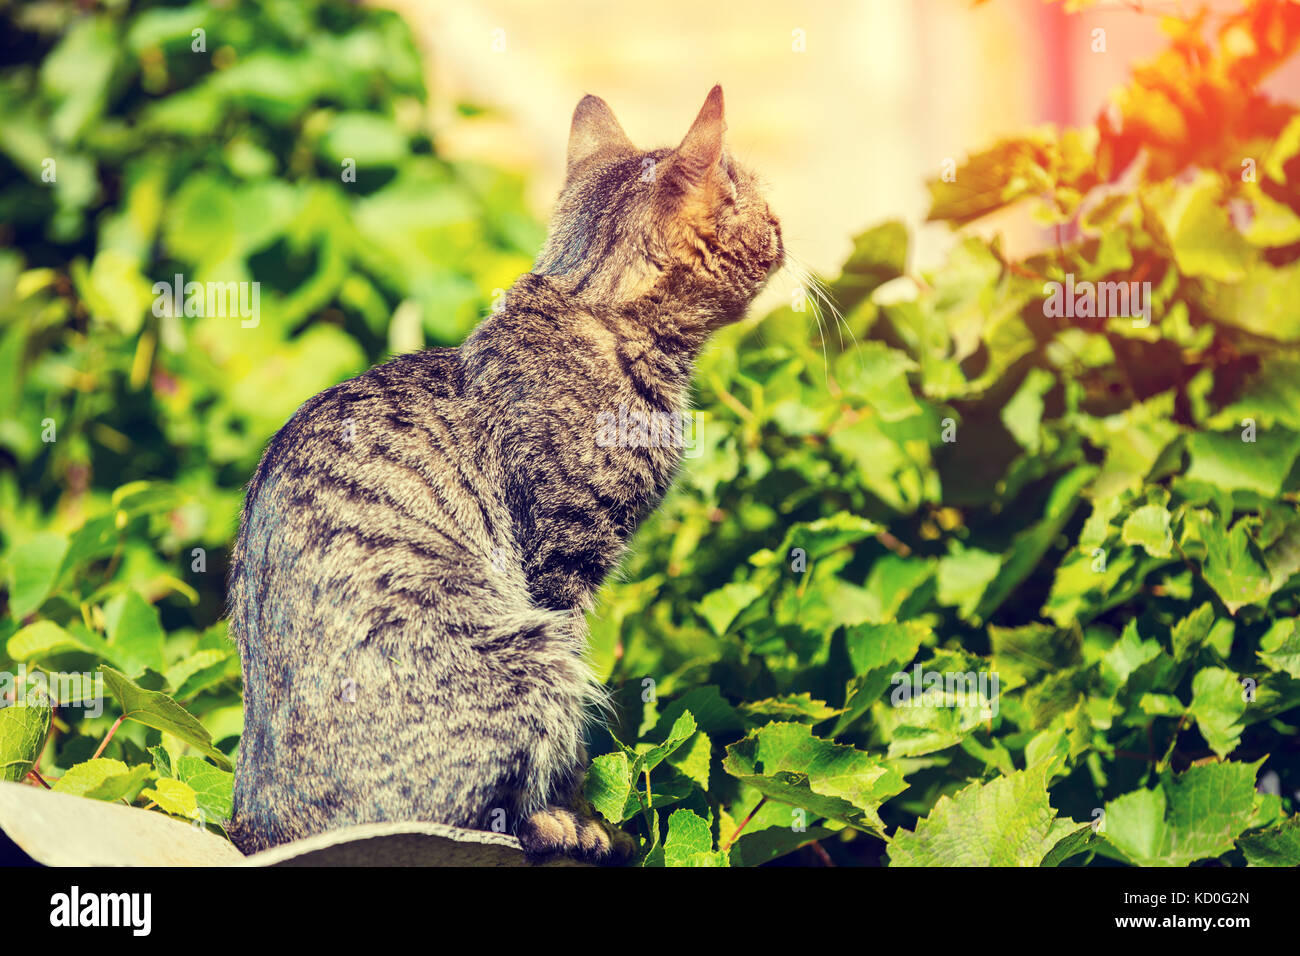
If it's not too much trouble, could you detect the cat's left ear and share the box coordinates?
[666,85,727,199]
[566,94,635,178]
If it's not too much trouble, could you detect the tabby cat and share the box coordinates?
[227,85,783,861]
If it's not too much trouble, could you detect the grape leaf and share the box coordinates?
[723,721,906,832]
[1238,817,1300,867]
[663,809,728,867]
[889,760,1087,866]
[1103,760,1262,866]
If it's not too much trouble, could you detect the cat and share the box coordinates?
[226,85,783,862]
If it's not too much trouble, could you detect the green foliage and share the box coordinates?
[3,0,1300,865]
[0,0,536,838]
[580,0,1300,865]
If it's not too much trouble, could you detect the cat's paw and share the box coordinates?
[517,806,632,865]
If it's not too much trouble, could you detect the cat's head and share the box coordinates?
[534,86,783,326]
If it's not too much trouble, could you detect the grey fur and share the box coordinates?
[227,86,782,861]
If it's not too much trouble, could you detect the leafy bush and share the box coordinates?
[3,0,1300,867]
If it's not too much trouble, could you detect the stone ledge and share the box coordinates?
[0,781,575,866]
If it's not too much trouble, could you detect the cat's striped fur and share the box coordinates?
[227,86,782,861]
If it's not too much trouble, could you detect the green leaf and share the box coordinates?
[148,744,172,778]
[697,581,763,636]
[1121,504,1174,558]
[174,755,234,822]
[977,465,1095,621]
[1198,260,1300,342]
[840,343,921,423]
[935,544,1001,621]
[875,649,999,756]
[649,686,745,737]
[666,730,711,791]
[888,760,1085,866]
[1188,512,1274,614]
[103,589,167,676]
[585,751,633,824]
[1238,817,1300,867]
[726,820,844,867]
[52,758,150,802]
[1258,618,1300,679]
[723,721,906,832]
[1171,601,1215,661]
[55,515,121,582]
[846,621,930,679]
[6,620,116,668]
[860,555,935,623]
[663,809,728,867]
[1001,368,1054,453]
[109,481,186,521]
[633,711,697,776]
[1185,429,1300,497]
[830,220,908,315]
[1101,620,1163,691]
[1103,760,1262,866]
[740,694,841,723]
[1041,822,1100,867]
[5,532,69,618]
[165,648,238,701]
[989,623,1080,684]
[837,621,929,735]
[98,666,232,770]
[876,692,992,758]
[141,777,200,820]
[0,698,51,782]
[926,135,1054,226]
[319,113,409,166]
[1187,668,1247,758]
[1145,173,1254,282]
[759,513,885,568]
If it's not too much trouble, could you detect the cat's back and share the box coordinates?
[227,345,503,648]
[243,346,466,502]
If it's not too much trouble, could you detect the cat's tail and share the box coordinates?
[473,605,611,818]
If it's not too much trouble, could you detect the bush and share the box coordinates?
[3,0,1300,866]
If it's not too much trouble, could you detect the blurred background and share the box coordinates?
[389,0,1300,288]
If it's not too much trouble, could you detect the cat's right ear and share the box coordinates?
[566,95,635,178]
[663,85,727,208]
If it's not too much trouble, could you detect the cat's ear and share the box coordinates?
[668,85,727,195]
[566,94,634,176]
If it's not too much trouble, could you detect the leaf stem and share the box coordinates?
[808,840,836,867]
[92,715,125,760]
[721,796,767,852]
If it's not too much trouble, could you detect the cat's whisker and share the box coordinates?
[792,259,841,371]
[785,251,865,378]
[776,258,831,382]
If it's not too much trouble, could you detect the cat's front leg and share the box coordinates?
[516,767,635,864]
